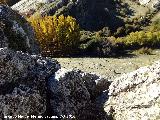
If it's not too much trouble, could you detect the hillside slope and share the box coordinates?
[11,0,159,31]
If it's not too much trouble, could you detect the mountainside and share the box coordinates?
[11,0,159,31]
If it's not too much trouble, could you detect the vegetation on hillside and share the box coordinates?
[27,13,160,57]
[116,19,160,49]
[23,0,160,57]
[116,31,160,48]
[79,31,117,56]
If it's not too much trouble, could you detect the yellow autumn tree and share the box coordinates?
[28,15,80,56]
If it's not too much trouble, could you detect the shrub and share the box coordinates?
[80,31,94,43]
[135,47,153,55]
[115,13,153,37]
[116,31,160,48]
[147,19,160,32]
[80,35,116,56]
[98,27,111,37]
[28,15,80,56]
[114,27,125,37]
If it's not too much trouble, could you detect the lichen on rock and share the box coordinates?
[0,48,60,119]
[105,60,160,120]
[0,5,39,54]
[48,68,111,119]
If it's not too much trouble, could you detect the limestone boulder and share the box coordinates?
[105,61,160,120]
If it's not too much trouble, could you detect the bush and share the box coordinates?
[114,27,125,37]
[147,19,160,32]
[135,47,152,55]
[80,31,95,43]
[116,31,160,48]
[80,35,116,56]
[98,27,111,37]
[115,14,153,37]
[28,15,80,56]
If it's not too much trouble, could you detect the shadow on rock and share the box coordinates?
[47,68,112,120]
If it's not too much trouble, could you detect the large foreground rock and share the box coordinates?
[0,5,39,54]
[48,68,111,119]
[105,61,160,120]
[0,48,60,119]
